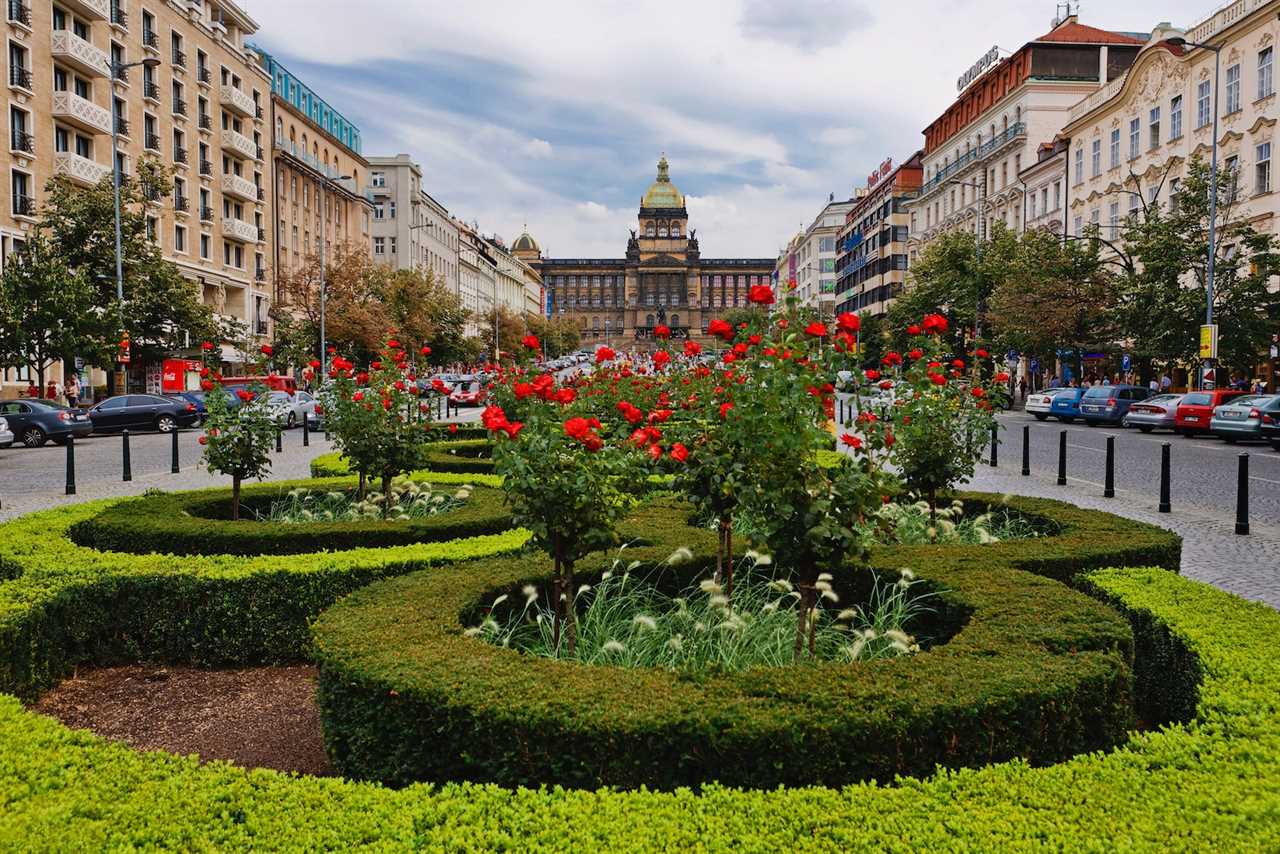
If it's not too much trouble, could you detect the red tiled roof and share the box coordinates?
[1035,20,1145,45]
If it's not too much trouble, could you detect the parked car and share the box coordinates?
[219,375,298,394]
[1261,403,1280,451]
[1209,395,1280,443]
[1079,384,1153,425]
[0,399,94,447]
[1174,389,1252,436]
[87,394,200,434]
[267,390,317,429]
[448,376,488,407]
[165,391,210,423]
[1048,387,1087,423]
[1025,387,1074,421]
[0,416,13,449]
[1121,394,1185,433]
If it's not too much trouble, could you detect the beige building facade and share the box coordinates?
[366,153,459,294]
[2,0,273,395]
[776,196,856,316]
[836,152,923,318]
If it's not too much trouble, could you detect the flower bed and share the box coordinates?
[0,496,529,699]
[311,439,496,478]
[67,474,510,557]
[311,495,1176,790]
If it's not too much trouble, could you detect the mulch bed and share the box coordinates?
[30,663,333,777]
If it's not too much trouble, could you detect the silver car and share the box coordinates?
[1025,388,1073,421]
[0,416,13,449]
[1209,394,1279,443]
[268,390,318,429]
[1121,394,1184,433]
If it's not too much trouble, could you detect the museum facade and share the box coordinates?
[512,158,775,346]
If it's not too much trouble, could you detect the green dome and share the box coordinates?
[642,156,684,209]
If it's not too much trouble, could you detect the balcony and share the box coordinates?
[171,48,186,69]
[199,159,213,176]
[12,194,35,217]
[220,84,254,117]
[221,127,255,160]
[172,98,187,117]
[142,29,158,52]
[114,116,129,136]
[144,132,161,151]
[220,171,257,201]
[9,66,33,91]
[918,122,1027,197]
[198,67,211,85]
[53,151,111,187]
[143,81,159,101]
[52,90,112,135]
[51,30,111,78]
[62,0,109,21]
[198,113,213,131]
[222,216,257,243]
[10,130,34,154]
[255,268,266,283]
[174,147,188,164]
[8,1,32,28]
[174,195,188,212]
[109,3,126,28]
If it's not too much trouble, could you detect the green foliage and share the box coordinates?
[199,375,278,520]
[66,477,510,556]
[869,499,1046,545]
[525,314,582,358]
[0,231,96,386]
[259,479,467,524]
[312,495,1171,790]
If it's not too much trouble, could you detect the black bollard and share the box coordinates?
[1021,424,1030,476]
[65,434,76,495]
[275,424,283,453]
[1158,443,1172,513]
[171,427,180,474]
[1056,430,1067,486]
[989,421,998,467]
[302,412,310,447]
[1104,436,1115,498]
[122,429,132,482]
[1236,453,1250,536]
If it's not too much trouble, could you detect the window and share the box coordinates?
[1225,155,1240,201]
[1110,128,1120,169]
[1074,147,1084,185]
[1073,215,1083,237]
[1226,64,1240,114]
[200,233,210,259]
[1029,191,1037,219]
[1129,192,1140,216]
[174,224,186,252]
[389,237,397,254]
[1091,139,1101,177]
[11,170,32,216]
[373,236,385,254]
[1260,47,1274,100]
[371,171,385,188]
[1196,80,1212,129]
[1170,95,1182,139]
[1257,142,1271,194]
[1108,201,1120,236]
[1149,107,1161,150]
[1053,181,1061,211]
[373,202,384,220]
[389,201,396,220]
[1129,117,1140,160]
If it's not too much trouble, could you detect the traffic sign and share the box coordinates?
[1199,325,1218,360]
[1122,353,1131,373]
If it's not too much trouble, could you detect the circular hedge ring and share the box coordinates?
[312,495,1156,791]
[419,439,495,475]
[67,476,512,557]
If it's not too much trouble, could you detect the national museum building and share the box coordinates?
[512,157,774,346]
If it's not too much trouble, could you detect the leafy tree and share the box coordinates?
[526,315,582,358]
[197,346,277,520]
[481,306,527,362]
[273,246,391,365]
[0,231,96,389]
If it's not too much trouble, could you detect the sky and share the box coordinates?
[250,0,1217,259]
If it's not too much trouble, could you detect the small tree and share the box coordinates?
[197,343,277,520]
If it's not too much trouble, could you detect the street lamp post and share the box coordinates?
[1167,36,1222,388]
[949,177,988,343]
[318,173,353,367]
[109,56,161,393]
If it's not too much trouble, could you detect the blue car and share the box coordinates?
[1049,387,1086,422]
[1079,384,1153,425]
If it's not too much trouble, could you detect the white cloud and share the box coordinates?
[523,138,553,158]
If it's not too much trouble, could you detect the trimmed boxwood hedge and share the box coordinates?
[311,495,1175,790]
[0,496,530,700]
[2,565,1279,849]
[312,437,496,478]
[67,475,511,557]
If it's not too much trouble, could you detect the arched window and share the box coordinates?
[301,133,307,150]
[276,117,283,141]
[592,317,600,331]
[645,223,655,237]
[658,224,668,237]
[1015,106,1022,124]
[646,313,655,327]
[671,223,681,237]
[670,314,679,328]
[1002,115,1008,132]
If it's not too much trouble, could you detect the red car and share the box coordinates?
[447,376,488,407]
[1174,389,1250,435]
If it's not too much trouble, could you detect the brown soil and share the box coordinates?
[31,663,333,777]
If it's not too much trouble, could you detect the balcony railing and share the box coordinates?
[174,195,189,212]
[220,84,254,117]
[634,326,690,341]
[171,48,186,68]
[254,320,268,335]
[174,147,188,163]
[63,0,109,21]
[255,105,263,120]
[143,81,159,100]
[199,205,214,221]
[220,171,257,201]
[12,194,35,217]
[255,268,266,282]
[198,114,212,131]
[8,1,31,27]
[51,29,111,78]
[222,216,257,243]
[11,130,34,153]
[53,151,111,187]
[199,159,213,176]
[142,29,158,50]
[256,186,265,201]
[919,122,1026,196]
[257,227,266,242]
[172,98,187,116]
[9,66,33,90]
[145,132,161,150]
[114,117,129,136]
[52,90,113,135]
[110,3,126,27]
[114,65,128,82]
[221,127,256,159]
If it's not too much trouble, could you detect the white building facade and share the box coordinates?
[367,154,459,293]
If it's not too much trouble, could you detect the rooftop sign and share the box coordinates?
[867,157,894,189]
[957,45,1001,92]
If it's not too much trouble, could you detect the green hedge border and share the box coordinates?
[67,476,511,557]
[0,494,529,700]
[3,561,1279,847]
[312,434,494,478]
[311,495,1167,790]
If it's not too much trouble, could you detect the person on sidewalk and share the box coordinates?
[63,378,80,410]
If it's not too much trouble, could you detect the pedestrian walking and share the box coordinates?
[1148,377,1159,392]
[1160,374,1172,392]
[44,380,59,402]
[63,378,80,410]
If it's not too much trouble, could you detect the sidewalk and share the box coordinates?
[964,460,1280,609]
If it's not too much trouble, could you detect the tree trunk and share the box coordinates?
[381,472,393,518]
[724,519,734,600]
[927,487,938,528]
[358,471,367,500]
[794,582,815,661]
[231,475,242,521]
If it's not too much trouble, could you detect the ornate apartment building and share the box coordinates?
[835,152,923,317]
[514,157,774,346]
[366,153,459,294]
[2,0,274,394]
[775,196,856,317]
[257,48,371,283]
[906,15,1145,257]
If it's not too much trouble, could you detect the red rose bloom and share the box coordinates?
[236,389,254,402]
[596,346,616,364]
[654,324,671,339]
[952,358,965,368]
[683,340,702,357]
[502,421,524,439]
[200,380,213,391]
[805,322,828,338]
[670,442,689,463]
[420,346,431,356]
[260,344,273,356]
[556,387,576,405]
[836,312,861,333]
[865,369,880,380]
[922,314,948,335]
[522,335,540,350]
[976,348,990,359]
[448,424,458,434]
[747,284,775,305]
[995,371,1010,383]
[840,433,862,449]
[708,319,733,340]
[972,388,986,398]
[906,324,921,336]
[352,391,365,402]
[882,352,902,367]
[652,350,671,368]
[200,341,215,351]
[879,380,893,390]
[909,349,923,360]
[646,443,663,461]
[563,417,592,440]
[719,401,734,419]
[929,373,947,386]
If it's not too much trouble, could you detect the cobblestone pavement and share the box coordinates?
[965,422,1280,609]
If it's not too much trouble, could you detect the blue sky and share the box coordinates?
[251,0,1215,258]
